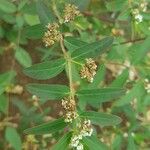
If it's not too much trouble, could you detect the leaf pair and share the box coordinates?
[23,37,113,80]
[24,111,121,149]
[26,83,125,103]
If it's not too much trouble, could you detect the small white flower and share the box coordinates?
[70,135,80,147]
[123,132,128,138]
[77,143,84,150]
[135,14,143,23]
[131,132,135,137]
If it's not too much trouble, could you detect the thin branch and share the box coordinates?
[119,37,146,45]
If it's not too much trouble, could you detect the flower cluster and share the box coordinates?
[63,4,80,23]
[43,23,61,47]
[144,79,150,93]
[70,119,93,150]
[131,0,148,24]
[80,58,97,83]
[132,9,143,24]
[139,1,148,12]
[61,97,78,122]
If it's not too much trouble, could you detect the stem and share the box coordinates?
[52,0,63,24]
[72,60,83,66]
[60,37,74,100]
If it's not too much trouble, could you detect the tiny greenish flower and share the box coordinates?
[43,23,61,47]
[63,4,80,23]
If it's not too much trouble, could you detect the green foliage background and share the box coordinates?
[0,0,150,149]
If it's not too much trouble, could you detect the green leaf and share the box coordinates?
[36,0,56,26]
[0,94,8,114]
[52,132,72,150]
[0,0,17,13]
[112,135,123,150]
[64,36,87,51]
[69,0,91,11]
[15,47,32,68]
[129,37,150,65]
[82,136,108,150]
[127,135,137,150]
[26,83,69,100]
[106,0,127,12]
[71,37,113,60]
[24,118,67,135]
[77,88,125,103]
[23,59,65,80]
[0,71,16,95]
[80,111,121,126]
[24,24,44,39]
[109,69,128,88]
[24,14,40,26]
[87,64,106,89]
[5,127,22,150]
[114,81,145,106]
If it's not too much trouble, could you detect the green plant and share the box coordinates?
[0,0,150,149]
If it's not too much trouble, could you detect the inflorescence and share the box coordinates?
[80,58,97,83]
[61,97,78,123]
[42,4,95,150]
[63,4,80,23]
[131,0,148,24]
[43,23,61,47]
[70,119,93,150]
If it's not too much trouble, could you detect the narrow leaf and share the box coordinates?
[15,47,32,68]
[0,94,8,114]
[71,37,113,60]
[114,82,145,106]
[127,135,137,150]
[77,88,125,103]
[24,24,44,39]
[80,111,121,126]
[109,69,128,88]
[0,71,16,95]
[52,132,72,150]
[64,36,87,51]
[23,59,65,80]
[0,0,16,13]
[24,118,67,135]
[82,136,108,150]
[36,0,56,25]
[26,83,69,100]
[5,127,22,150]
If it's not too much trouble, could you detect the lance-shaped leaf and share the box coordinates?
[77,88,125,103]
[71,37,113,60]
[24,118,67,135]
[36,0,56,26]
[52,132,72,150]
[0,94,8,114]
[0,71,16,95]
[82,136,108,150]
[109,69,129,88]
[80,111,121,126]
[26,83,69,100]
[0,0,17,13]
[15,47,32,68]
[5,127,22,150]
[23,59,66,80]
[114,81,145,106]
[64,36,87,51]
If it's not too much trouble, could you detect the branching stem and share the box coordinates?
[60,37,75,100]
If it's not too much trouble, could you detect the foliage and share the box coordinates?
[0,0,150,149]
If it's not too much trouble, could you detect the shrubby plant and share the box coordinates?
[0,0,150,150]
